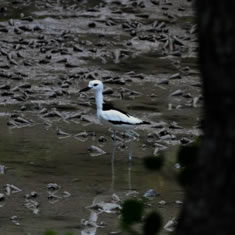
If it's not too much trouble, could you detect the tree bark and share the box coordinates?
[175,1,235,235]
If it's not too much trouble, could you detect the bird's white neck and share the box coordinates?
[95,90,103,112]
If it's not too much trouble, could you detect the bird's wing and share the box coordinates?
[103,103,130,117]
[101,109,143,125]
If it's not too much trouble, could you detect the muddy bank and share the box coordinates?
[0,0,200,234]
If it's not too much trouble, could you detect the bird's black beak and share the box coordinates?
[79,86,91,92]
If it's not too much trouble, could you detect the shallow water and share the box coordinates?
[0,0,200,234]
[0,120,182,234]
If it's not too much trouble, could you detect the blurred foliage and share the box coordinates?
[143,154,165,171]
[121,199,144,228]
[44,231,57,235]
[143,212,162,235]
[121,199,162,235]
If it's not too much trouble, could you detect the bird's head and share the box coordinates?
[80,80,104,93]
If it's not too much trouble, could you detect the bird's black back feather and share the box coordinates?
[103,103,130,117]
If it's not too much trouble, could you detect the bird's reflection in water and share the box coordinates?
[81,142,133,235]
[111,158,133,193]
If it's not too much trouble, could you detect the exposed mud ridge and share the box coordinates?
[0,0,200,234]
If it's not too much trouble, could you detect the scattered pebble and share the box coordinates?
[88,202,121,213]
[25,191,38,199]
[11,216,20,226]
[175,163,181,169]
[144,189,160,199]
[0,164,6,174]
[56,128,71,138]
[158,200,167,205]
[0,193,5,207]
[164,217,177,232]
[168,73,181,80]
[112,193,121,202]
[88,145,106,157]
[47,183,60,191]
[170,89,183,97]
[169,121,183,129]
[180,137,192,144]
[175,200,183,205]
[4,184,22,196]
[24,199,40,215]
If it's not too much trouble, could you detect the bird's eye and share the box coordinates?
[93,83,98,86]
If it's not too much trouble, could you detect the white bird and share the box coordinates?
[80,80,150,161]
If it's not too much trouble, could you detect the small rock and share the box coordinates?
[175,200,183,205]
[88,145,106,157]
[170,90,183,97]
[73,45,83,52]
[183,93,192,98]
[152,121,166,129]
[112,193,121,202]
[125,190,139,197]
[98,136,107,143]
[153,147,160,156]
[47,183,60,191]
[24,199,40,215]
[103,88,113,95]
[157,128,170,137]
[31,191,38,198]
[158,200,167,205]
[180,137,192,144]
[153,142,167,151]
[56,128,70,137]
[193,96,200,107]
[110,232,121,235]
[175,163,181,169]
[168,73,181,80]
[147,133,155,142]
[11,215,20,226]
[39,108,47,114]
[144,189,160,199]
[63,191,71,198]
[0,165,6,174]
[168,103,173,110]
[74,131,89,142]
[88,22,96,28]
[14,117,30,124]
[169,121,183,129]
[88,202,121,213]
[0,193,5,201]
[157,78,169,85]
[4,184,22,195]
[164,217,177,232]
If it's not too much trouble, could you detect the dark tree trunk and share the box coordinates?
[175,1,235,235]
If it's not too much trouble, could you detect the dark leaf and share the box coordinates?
[44,231,57,235]
[121,199,144,228]
[143,212,162,235]
[144,154,164,171]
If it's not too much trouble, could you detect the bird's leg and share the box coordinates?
[111,130,117,161]
[111,130,117,192]
[126,130,135,163]
[111,154,115,192]
[128,164,132,192]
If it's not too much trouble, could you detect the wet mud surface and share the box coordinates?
[0,0,200,234]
